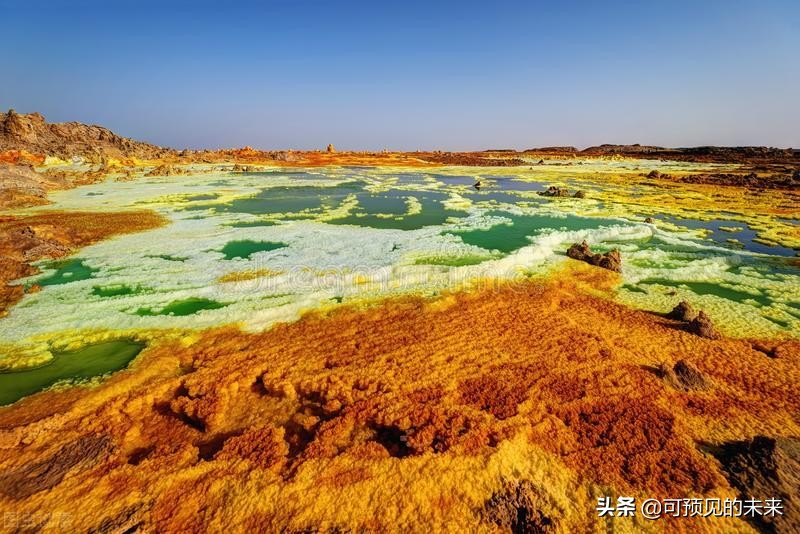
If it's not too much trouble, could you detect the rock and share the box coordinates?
[644,217,655,224]
[566,241,622,272]
[231,163,244,172]
[647,170,662,178]
[687,310,721,339]
[658,359,711,391]
[573,190,586,198]
[716,436,800,532]
[539,186,571,197]
[0,110,173,162]
[473,181,482,190]
[327,144,336,153]
[667,300,696,322]
[145,164,182,177]
[0,435,113,499]
[481,480,557,533]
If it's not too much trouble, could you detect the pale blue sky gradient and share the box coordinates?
[2,0,799,150]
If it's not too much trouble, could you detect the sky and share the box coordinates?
[2,0,799,151]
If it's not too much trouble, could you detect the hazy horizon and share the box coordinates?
[3,0,799,151]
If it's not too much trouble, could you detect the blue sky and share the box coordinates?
[2,0,799,150]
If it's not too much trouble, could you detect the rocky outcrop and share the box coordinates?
[688,310,721,339]
[481,480,557,533]
[0,435,113,499]
[326,144,336,153]
[566,241,622,272]
[717,436,800,532]
[539,186,571,197]
[0,110,174,162]
[0,163,70,208]
[145,164,183,177]
[675,171,800,190]
[658,359,711,391]
[667,300,696,322]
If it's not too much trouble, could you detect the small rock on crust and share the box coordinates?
[667,300,697,322]
[481,480,557,533]
[539,186,571,197]
[573,190,586,198]
[658,359,711,391]
[566,241,622,272]
[644,217,655,224]
[687,310,721,339]
[717,436,800,532]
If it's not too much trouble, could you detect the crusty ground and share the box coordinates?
[0,265,796,532]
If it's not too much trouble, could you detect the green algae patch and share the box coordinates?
[228,220,278,228]
[92,284,142,298]
[220,240,287,260]
[35,259,97,287]
[136,298,226,317]
[414,254,493,267]
[640,279,772,307]
[0,340,144,406]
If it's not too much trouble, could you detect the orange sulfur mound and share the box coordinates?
[0,265,797,531]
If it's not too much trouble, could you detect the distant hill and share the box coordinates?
[0,110,175,162]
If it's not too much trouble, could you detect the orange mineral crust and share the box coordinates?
[0,266,798,532]
[0,210,167,314]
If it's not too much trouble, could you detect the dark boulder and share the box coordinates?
[539,186,571,197]
[481,480,557,533]
[566,241,622,272]
[688,310,721,339]
[658,359,711,391]
[668,300,697,322]
[717,436,800,532]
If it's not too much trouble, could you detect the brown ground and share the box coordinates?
[0,265,797,532]
[0,211,167,315]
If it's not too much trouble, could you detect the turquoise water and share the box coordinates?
[451,212,621,254]
[34,259,97,287]
[188,183,361,216]
[0,340,144,406]
[328,190,464,230]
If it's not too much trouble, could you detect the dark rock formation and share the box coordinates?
[539,186,571,197]
[481,480,557,533]
[644,217,655,224]
[667,300,697,322]
[573,190,586,199]
[327,144,336,153]
[688,310,721,339]
[566,241,622,272]
[0,435,113,499]
[716,436,800,532]
[658,359,711,391]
